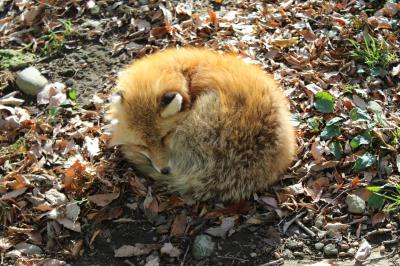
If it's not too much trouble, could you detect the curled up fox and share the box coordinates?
[108,47,296,201]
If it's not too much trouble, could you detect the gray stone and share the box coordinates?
[286,239,299,250]
[315,242,324,250]
[14,242,43,255]
[192,235,215,260]
[324,243,338,256]
[283,249,294,259]
[16,67,48,95]
[345,194,366,214]
[89,5,100,15]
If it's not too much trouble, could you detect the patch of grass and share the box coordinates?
[23,19,74,55]
[349,34,398,72]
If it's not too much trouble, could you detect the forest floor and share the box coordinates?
[1,0,400,265]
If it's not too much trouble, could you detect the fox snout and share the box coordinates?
[146,151,171,175]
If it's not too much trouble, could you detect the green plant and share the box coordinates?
[349,34,398,71]
[367,182,400,213]
[23,19,74,54]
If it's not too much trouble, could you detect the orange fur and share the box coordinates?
[108,47,296,201]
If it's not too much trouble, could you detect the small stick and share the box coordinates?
[282,211,306,234]
[382,239,399,246]
[348,216,368,225]
[366,228,392,238]
[180,244,190,266]
[259,258,284,266]
[295,219,316,237]
[216,255,249,263]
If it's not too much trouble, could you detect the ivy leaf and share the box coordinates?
[368,193,385,209]
[366,186,383,193]
[350,131,371,149]
[320,125,341,140]
[326,117,343,127]
[306,117,321,132]
[68,88,77,101]
[350,107,371,122]
[329,141,343,159]
[314,91,335,113]
[354,152,377,171]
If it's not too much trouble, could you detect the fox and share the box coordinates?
[108,47,296,201]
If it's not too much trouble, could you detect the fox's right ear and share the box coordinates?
[160,92,183,118]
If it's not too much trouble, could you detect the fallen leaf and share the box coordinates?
[355,239,371,261]
[84,136,100,160]
[205,217,236,238]
[87,193,119,207]
[1,187,27,200]
[56,218,81,232]
[371,212,388,226]
[160,242,181,258]
[170,213,187,237]
[114,244,159,257]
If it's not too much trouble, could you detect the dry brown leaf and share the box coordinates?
[87,193,119,207]
[170,213,187,237]
[1,187,28,200]
[143,190,159,220]
[271,37,298,48]
[114,244,159,258]
[371,212,388,226]
[56,218,81,232]
[355,239,371,261]
[311,140,324,163]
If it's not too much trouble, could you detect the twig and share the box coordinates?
[366,248,398,263]
[382,239,399,246]
[216,255,248,263]
[259,258,284,266]
[295,219,316,237]
[180,244,190,266]
[366,228,392,238]
[318,188,351,214]
[348,216,368,225]
[282,211,306,234]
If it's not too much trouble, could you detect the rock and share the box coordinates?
[286,239,299,250]
[44,188,67,206]
[192,235,215,260]
[282,249,294,259]
[89,5,100,15]
[324,243,338,256]
[14,242,43,255]
[345,194,366,214]
[16,67,48,95]
[314,215,325,228]
[315,242,325,251]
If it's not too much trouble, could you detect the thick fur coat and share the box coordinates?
[108,48,296,201]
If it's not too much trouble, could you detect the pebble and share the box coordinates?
[250,252,257,257]
[348,248,356,255]
[314,215,325,228]
[286,239,299,250]
[282,249,294,259]
[89,5,100,15]
[16,66,49,95]
[346,194,366,214]
[323,243,338,256]
[340,243,350,250]
[315,242,325,251]
[192,235,215,260]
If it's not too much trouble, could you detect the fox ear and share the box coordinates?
[160,92,183,118]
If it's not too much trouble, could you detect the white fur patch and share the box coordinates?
[161,93,183,118]
[110,93,122,104]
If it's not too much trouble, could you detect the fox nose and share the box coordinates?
[160,167,170,175]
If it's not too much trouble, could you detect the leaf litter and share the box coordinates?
[0,0,400,265]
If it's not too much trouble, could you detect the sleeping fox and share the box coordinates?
[108,47,296,201]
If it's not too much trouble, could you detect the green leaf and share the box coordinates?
[306,117,321,132]
[366,186,383,193]
[68,88,77,101]
[350,107,371,122]
[350,131,371,149]
[354,152,377,171]
[314,91,335,113]
[368,193,385,209]
[320,125,341,140]
[326,117,343,127]
[329,141,343,159]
